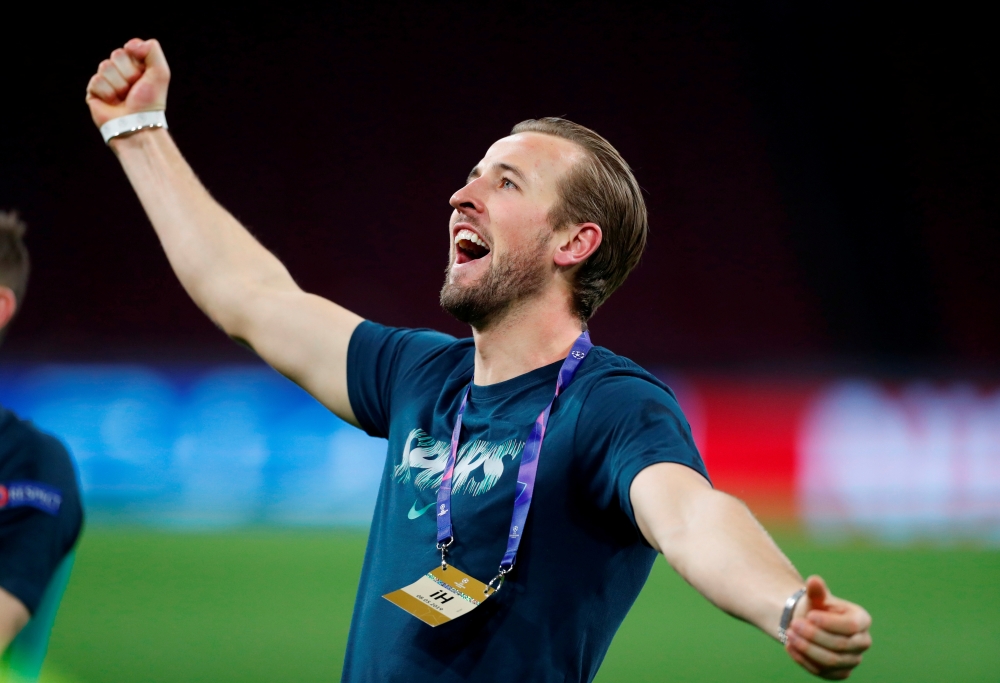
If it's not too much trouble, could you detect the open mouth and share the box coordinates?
[454,228,491,264]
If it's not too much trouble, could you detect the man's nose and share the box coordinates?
[449,179,485,214]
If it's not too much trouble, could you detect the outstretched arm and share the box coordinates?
[85,39,363,423]
[0,587,30,652]
[631,463,872,679]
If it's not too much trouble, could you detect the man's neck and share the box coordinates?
[471,291,584,386]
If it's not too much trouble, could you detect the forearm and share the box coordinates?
[634,463,871,678]
[661,490,803,638]
[0,587,30,652]
[111,128,296,337]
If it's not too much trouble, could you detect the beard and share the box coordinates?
[440,235,550,330]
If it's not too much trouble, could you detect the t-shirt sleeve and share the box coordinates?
[347,321,459,438]
[578,373,709,532]
[0,431,84,615]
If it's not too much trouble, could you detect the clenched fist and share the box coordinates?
[85,38,170,128]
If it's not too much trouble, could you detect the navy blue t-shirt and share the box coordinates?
[0,406,83,614]
[343,322,708,683]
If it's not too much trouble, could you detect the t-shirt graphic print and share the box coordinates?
[395,428,525,515]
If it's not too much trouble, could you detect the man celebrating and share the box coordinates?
[1,212,84,682]
[86,39,872,681]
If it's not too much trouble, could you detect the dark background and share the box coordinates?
[1,2,996,370]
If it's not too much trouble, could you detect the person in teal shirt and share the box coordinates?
[84,38,873,681]
[0,212,83,682]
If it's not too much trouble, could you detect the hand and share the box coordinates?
[785,576,872,679]
[85,38,170,128]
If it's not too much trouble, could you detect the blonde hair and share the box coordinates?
[511,118,647,320]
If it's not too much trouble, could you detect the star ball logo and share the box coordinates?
[571,351,585,359]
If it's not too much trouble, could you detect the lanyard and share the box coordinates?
[435,331,593,591]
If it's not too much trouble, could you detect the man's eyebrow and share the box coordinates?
[496,162,528,184]
[466,162,529,186]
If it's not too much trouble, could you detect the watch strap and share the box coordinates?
[778,587,807,645]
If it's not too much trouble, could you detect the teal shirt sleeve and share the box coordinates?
[347,321,460,438]
[578,370,709,532]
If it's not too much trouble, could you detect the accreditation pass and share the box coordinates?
[383,566,496,626]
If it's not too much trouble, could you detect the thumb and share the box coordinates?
[805,575,830,611]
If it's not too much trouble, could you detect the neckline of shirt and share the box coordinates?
[468,357,564,402]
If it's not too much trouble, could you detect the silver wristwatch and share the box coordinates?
[778,588,807,645]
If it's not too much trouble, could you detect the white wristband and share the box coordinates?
[100,111,168,144]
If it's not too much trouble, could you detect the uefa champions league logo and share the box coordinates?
[438,504,447,516]
[571,350,585,359]
[509,525,519,538]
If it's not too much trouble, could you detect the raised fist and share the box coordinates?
[85,38,170,128]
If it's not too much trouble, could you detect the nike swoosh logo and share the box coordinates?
[408,501,436,520]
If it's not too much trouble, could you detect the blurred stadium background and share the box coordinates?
[2,2,998,681]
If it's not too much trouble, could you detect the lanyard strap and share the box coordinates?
[436,331,594,577]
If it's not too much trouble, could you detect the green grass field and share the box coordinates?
[42,528,1000,682]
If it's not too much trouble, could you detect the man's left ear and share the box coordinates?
[553,223,602,268]
[0,287,17,332]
